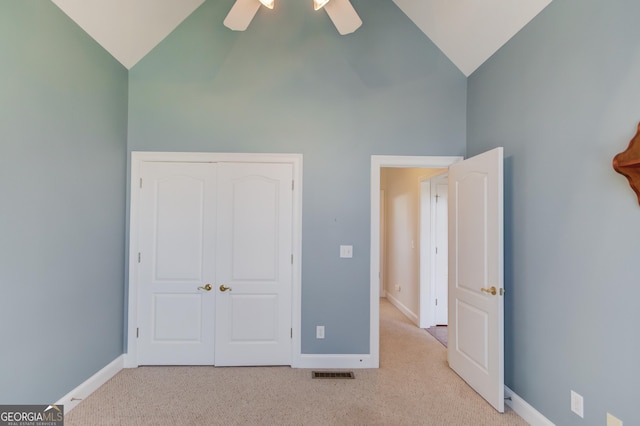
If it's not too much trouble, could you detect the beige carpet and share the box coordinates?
[66,299,527,425]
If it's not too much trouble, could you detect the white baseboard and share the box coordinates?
[295,354,376,369]
[386,293,419,326]
[56,355,125,414]
[505,386,554,426]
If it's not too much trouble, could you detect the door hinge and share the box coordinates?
[291,254,293,264]
[435,194,439,203]
[136,327,139,338]
[292,180,294,191]
[139,178,142,188]
[435,299,438,306]
[290,328,293,338]
[138,252,141,263]
[435,247,438,254]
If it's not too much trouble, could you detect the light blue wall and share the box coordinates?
[467,0,640,424]
[7,0,635,420]
[128,0,466,353]
[0,1,128,404]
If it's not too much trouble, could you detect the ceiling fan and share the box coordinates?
[223,0,362,35]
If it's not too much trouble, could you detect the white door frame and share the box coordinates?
[370,155,462,366]
[418,178,433,328]
[126,151,303,368]
[420,174,449,328]
[379,190,386,298]
[433,177,449,326]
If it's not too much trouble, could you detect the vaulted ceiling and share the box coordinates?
[50,0,552,76]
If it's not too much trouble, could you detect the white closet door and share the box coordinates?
[214,162,293,366]
[137,162,217,365]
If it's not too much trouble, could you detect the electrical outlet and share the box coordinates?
[607,413,623,426]
[394,284,401,292]
[316,326,325,339]
[571,390,584,418]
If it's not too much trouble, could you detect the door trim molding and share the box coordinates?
[370,155,462,367]
[126,152,303,368]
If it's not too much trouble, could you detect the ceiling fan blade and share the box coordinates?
[324,0,362,35]
[223,0,261,31]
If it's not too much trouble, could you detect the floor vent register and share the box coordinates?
[312,371,355,379]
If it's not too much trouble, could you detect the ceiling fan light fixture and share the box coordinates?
[259,0,275,9]
[313,0,331,11]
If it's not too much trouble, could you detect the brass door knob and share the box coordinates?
[219,285,232,292]
[480,286,497,296]
[198,284,212,291]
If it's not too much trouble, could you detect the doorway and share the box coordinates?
[369,155,462,366]
[380,167,446,325]
[372,150,505,412]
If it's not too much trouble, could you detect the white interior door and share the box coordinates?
[434,181,448,325]
[214,162,293,366]
[448,147,504,412]
[137,162,217,365]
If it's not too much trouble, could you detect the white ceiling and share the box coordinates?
[51,0,552,75]
[392,0,552,76]
[51,0,206,69]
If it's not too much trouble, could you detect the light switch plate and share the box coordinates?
[571,390,584,418]
[340,245,353,258]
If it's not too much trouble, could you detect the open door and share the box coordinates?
[448,147,504,412]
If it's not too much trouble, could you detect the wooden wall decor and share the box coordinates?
[613,122,640,204]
